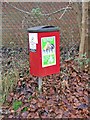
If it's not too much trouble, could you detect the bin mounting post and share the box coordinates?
[38,77,42,93]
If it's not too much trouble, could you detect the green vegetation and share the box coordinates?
[21,107,28,112]
[13,100,22,111]
[31,7,42,17]
[2,68,19,103]
[75,53,90,68]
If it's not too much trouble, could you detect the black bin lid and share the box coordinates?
[27,25,59,33]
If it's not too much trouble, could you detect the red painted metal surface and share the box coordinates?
[28,31,60,77]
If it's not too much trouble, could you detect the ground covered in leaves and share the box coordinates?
[2,59,89,119]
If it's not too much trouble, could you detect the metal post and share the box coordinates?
[38,77,42,93]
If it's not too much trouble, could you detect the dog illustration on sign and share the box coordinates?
[43,42,55,53]
[41,36,56,67]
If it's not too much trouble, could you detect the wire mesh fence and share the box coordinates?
[1,2,82,69]
[2,2,81,48]
[1,2,82,102]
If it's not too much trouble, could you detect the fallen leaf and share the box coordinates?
[21,111,29,118]
[55,113,63,118]
[71,72,77,77]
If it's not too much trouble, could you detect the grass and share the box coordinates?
[2,68,19,103]
[1,54,30,104]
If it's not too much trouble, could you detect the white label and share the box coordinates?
[29,33,38,44]
[30,42,36,50]
[29,33,38,52]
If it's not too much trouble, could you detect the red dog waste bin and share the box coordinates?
[27,26,60,77]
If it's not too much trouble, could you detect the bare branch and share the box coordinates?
[59,1,72,20]
[42,7,72,16]
[6,2,72,17]
[7,2,32,15]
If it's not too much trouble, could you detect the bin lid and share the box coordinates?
[27,25,59,33]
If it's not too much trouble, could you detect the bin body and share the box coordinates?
[27,26,60,77]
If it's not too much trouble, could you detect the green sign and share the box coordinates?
[41,36,56,67]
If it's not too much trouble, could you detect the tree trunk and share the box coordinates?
[0,2,2,119]
[79,2,88,70]
[88,2,90,74]
[79,2,88,57]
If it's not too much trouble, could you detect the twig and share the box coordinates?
[7,2,32,15]
[59,0,72,20]
[42,7,72,16]
[6,2,72,17]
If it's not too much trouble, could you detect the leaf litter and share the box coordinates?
[2,59,89,119]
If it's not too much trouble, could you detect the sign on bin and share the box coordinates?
[41,36,56,67]
[27,26,60,77]
[29,33,38,52]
